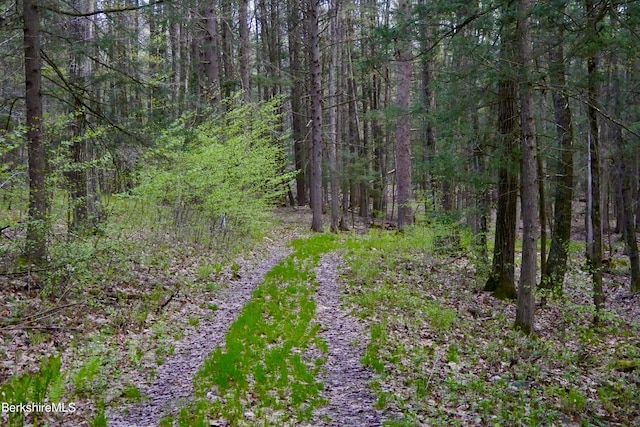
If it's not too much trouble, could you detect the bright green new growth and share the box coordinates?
[135,96,294,236]
[0,356,63,426]
[168,234,338,426]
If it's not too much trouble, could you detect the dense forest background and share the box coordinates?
[1,0,640,426]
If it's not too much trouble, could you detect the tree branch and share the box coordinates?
[42,0,164,17]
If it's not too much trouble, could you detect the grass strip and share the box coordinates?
[161,234,338,426]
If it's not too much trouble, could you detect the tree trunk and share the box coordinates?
[23,0,48,265]
[308,0,323,231]
[328,0,340,232]
[204,4,221,105]
[67,0,101,234]
[585,0,605,315]
[239,0,251,102]
[515,0,539,334]
[485,61,518,298]
[610,56,640,293]
[287,0,307,206]
[395,0,413,230]
[542,29,574,292]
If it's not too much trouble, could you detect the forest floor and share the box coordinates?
[1,207,640,426]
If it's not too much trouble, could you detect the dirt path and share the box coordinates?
[107,245,292,426]
[309,252,387,427]
[108,209,383,426]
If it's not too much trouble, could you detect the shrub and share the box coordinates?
[135,96,294,237]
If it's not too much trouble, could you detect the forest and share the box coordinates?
[1,0,640,425]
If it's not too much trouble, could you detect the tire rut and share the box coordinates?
[310,252,387,427]
[107,245,291,427]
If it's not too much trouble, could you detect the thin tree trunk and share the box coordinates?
[68,0,101,234]
[204,4,221,105]
[308,0,323,231]
[610,56,640,293]
[328,0,340,232]
[288,0,307,206]
[239,0,250,102]
[23,0,48,264]
[586,0,605,315]
[515,0,539,334]
[543,33,574,292]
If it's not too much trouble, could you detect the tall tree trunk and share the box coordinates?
[585,0,605,315]
[485,31,518,300]
[67,0,101,234]
[610,56,640,293]
[204,4,221,105]
[328,0,340,232]
[308,0,323,231]
[418,0,436,215]
[395,0,413,230]
[23,0,48,265]
[515,0,539,334]
[239,0,250,102]
[472,111,489,263]
[288,0,307,206]
[542,29,574,292]
[220,0,234,98]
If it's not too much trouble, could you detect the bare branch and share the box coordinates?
[42,0,164,17]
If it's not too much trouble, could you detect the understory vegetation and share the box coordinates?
[1,211,639,426]
[343,220,640,426]
[0,100,298,426]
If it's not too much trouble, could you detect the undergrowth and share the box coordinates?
[343,221,640,426]
[1,193,271,426]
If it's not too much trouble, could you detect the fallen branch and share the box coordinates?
[156,289,179,314]
[0,325,82,332]
[0,302,83,326]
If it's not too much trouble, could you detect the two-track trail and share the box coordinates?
[108,210,385,426]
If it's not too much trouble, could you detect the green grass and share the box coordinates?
[164,234,339,426]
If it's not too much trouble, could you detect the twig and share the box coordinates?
[424,353,441,391]
[0,325,82,332]
[156,289,179,314]
[0,302,83,326]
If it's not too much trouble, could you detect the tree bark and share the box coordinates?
[542,30,574,292]
[610,56,640,293]
[203,4,221,105]
[67,0,101,234]
[485,53,518,299]
[239,0,251,102]
[287,0,307,206]
[395,0,413,230]
[585,0,605,315]
[328,0,340,232]
[515,0,539,334]
[23,0,48,265]
[308,0,323,231]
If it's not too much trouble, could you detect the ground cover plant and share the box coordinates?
[0,197,280,425]
[342,219,640,426]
